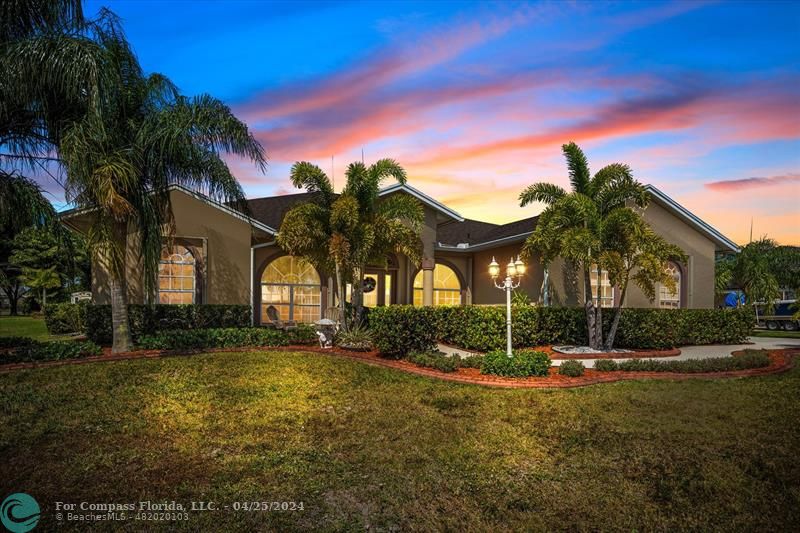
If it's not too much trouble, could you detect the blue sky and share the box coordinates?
[75,0,800,243]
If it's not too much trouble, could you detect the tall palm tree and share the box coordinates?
[519,142,648,349]
[58,47,265,352]
[278,159,423,330]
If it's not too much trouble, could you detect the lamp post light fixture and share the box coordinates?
[490,255,526,357]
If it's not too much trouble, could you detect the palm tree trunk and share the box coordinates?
[595,264,604,349]
[109,270,132,353]
[604,281,628,350]
[583,266,597,349]
[352,265,364,328]
[335,262,348,332]
[42,288,46,308]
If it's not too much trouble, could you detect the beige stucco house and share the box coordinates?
[62,182,739,325]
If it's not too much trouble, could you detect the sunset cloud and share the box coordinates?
[705,173,800,192]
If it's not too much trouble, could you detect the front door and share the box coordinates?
[347,270,395,307]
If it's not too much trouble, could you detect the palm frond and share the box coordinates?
[519,182,567,207]
[562,142,591,193]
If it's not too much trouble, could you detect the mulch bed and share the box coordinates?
[0,343,796,389]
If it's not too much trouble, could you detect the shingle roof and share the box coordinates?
[437,216,538,247]
[245,192,333,230]
[244,191,537,249]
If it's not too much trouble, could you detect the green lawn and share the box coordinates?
[1,351,798,531]
[0,315,76,341]
[751,329,800,339]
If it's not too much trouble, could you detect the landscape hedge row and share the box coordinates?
[136,324,317,350]
[84,304,251,344]
[593,350,770,373]
[1,340,102,364]
[44,303,87,334]
[370,305,753,356]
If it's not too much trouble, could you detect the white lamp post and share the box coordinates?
[490,256,526,357]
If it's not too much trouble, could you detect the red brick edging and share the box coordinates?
[0,344,796,389]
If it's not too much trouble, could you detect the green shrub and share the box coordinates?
[458,355,484,369]
[1,340,102,364]
[369,306,438,358]
[287,324,318,345]
[594,359,619,372]
[408,350,460,373]
[372,305,752,356]
[0,336,37,349]
[136,328,288,350]
[335,326,373,351]
[600,351,770,373]
[480,349,551,377]
[85,304,251,344]
[44,303,87,334]
[558,360,585,377]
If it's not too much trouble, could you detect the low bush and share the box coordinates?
[0,336,37,349]
[287,324,318,345]
[596,351,771,373]
[408,350,460,373]
[558,360,585,377]
[44,303,87,334]
[136,328,288,350]
[336,326,373,352]
[458,355,484,369]
[369,306,438,358]
[480,349,551,377]
[85,304,251,344]
[594,359,619,372]
[1,340,102,364]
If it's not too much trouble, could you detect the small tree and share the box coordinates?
[20,266,61,307]
[520,142,648,350]
[278,159,423,330]
[600,208,687,348]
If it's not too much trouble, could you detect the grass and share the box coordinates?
[1,350,798,531]
[0,315,76,341]
[751,329,800,339]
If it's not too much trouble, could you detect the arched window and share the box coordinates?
[413,264,462,306]
[261,256,321,323]
[659,262,681,309]
[158,245,196,304]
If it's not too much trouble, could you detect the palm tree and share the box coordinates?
[278,159,423,330]
[519,142,649,350]
[57,50,265,352]
[20,265,61,308]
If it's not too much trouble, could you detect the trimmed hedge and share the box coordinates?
[592,350,770,373]
[44,303,88,334]
[136,328,289,350]
[85,304,251,344]
[370,306,438,358]
[1,340,102,364]
[558,360,585,377]
[481,349,551,377]
[408,350,460,373]
[370,305,754,355]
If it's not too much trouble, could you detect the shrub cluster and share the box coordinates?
[369,305,753,355]
[592,350,770,373]
[1,340,102,364]
[408,350,460,373]
[286,324,318,345]
[336,326,374,351]
[558,360,585,377]
[481,349,552,377]
[369,306,438,358]
[85,304,251,344]
[0,336,37,349]
[44,303,87,334]
[136,327,290,350]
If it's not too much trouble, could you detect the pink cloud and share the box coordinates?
[705,173,800,192]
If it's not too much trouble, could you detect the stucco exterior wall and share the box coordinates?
[469,244,544,305]
[89,188,253,306]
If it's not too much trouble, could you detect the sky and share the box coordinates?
[73,0,799,244]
